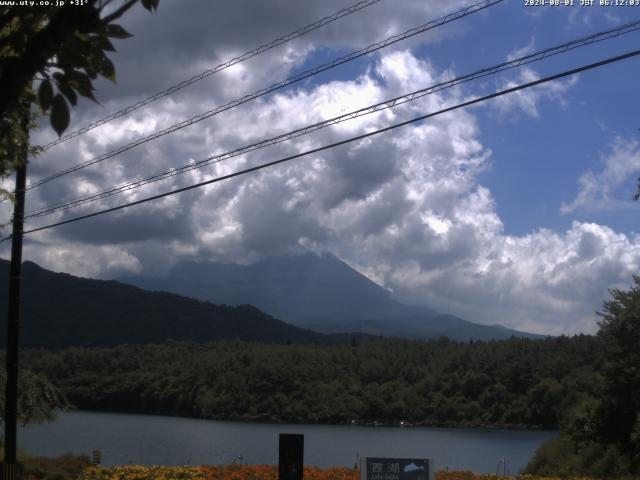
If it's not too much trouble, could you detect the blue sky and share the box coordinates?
[294,0,640,236]
[462,2,640,236]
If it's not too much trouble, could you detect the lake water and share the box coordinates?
[19,411,556,474]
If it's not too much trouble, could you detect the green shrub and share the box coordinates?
[21,454,91,480]
[524,434,635,478]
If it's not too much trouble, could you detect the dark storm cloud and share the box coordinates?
[50,0,471,127]
[342,179,413,238]
[318,137,403,209]
[53,197,197,245]
[108,0,463,95]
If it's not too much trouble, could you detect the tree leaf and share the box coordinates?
[97,56,116,83]
[73,31,90,43]
[37,79,53,112]
[90,34,115,52]
[103,24,132,39]
[50,94,70,136]
[84,61,98,79]
[58,81,78,106]
[65,71,98,103]
[140,0,159,12]
[57,38,85,66]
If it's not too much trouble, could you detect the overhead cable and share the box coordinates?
[27,0,503,190]
[25,19,640,219]
[38,0,385,151]
[4,47,638,243]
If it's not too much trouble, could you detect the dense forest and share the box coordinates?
[23,335,601,429]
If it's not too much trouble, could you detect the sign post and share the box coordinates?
[360,457,434,480]
[278,433,304,480]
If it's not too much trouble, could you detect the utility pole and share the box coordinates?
[3,103,29,480]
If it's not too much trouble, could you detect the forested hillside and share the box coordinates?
[0,260,334,348]
[23,336,601,429]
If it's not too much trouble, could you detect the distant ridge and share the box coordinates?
[0,259,344,349]
[120,252,543,341]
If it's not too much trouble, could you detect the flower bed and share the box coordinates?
[77,465,357,480]
[74,465,601,480]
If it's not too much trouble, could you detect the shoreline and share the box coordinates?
[61,408,558,432]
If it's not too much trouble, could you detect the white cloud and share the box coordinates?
[506,37,536,62]
[491,39,578,119]
[2,1,639,338]
[493,66,578,119]
[567,6,624,29]
[561,138,640,214]
[384,221,640,335]
[22,242,143,279]
[12,48,640,335]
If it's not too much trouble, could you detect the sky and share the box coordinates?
[2,0,640,335]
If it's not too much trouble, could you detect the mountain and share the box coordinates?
[120,253,542,341]
[123,253,436,326]
[0,259,339,349]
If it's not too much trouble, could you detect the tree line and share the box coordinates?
[22,335,601,429]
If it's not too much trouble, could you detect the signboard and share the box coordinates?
[360,457,434,480]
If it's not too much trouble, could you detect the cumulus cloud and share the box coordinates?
[22,240,143,280]
[491,39,578,119]
[2,1,639,336]
[382,222,640,335]
[561,138,640,214]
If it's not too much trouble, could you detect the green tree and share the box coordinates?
[0,0,159,436]
[526,378,563,427]
[596,276,640,460]
[0,0,159,191]
[0,368,68,427]
[527,277,640,477]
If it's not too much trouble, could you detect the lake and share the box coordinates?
[19,411,556,474]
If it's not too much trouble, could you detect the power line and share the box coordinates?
[5,48,639,243]
[26,0,503,191]
[24,19,640,220]
[38,0,384,151]
[28,0,501,189]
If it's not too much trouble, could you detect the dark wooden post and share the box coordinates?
[3,104,29,480]
[278,433,304,480]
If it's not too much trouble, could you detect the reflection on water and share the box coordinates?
[19,411,556,474]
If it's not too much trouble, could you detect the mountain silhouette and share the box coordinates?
[0,259,343,349]
[120,252,542,341]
